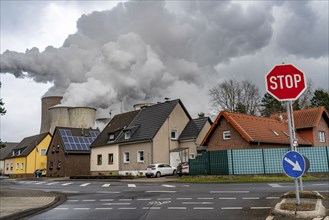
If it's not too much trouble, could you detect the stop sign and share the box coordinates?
[265,64,307,101]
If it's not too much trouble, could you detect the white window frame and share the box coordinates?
[223,131,231,140]
[97,154,102,165]
[125,130,131,139]
[137,150,144,163]
[40,148,47,156]
[171,129,178,140]
[124,152,130,163]
[16,163,19,170]
[21,163,24,170]
[109,133,115,142]
[319,131,326,143]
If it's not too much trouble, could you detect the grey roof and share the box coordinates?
[6,133,50,158]
[179,117,212,141]
[0,142,19,160]
[91,110,140,147]
[116,99,191,143]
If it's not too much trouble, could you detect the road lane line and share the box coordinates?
[128,184,136,187]
[210,191,249,193]
[242,197,260,200]
[61,182,73,186]
[197,198,214,200]
[73,208,90,210]
[183,202,213,205]
[82,199,96,202]
[80,183,90,187]
[67,200,79,202]
[143,207,161,210]
[168,207,186,210]
[250,207,271,209]
[268,183,282,188]
[266,197,280,200]
[96,191,120,194]
[177,198,192,200]
[102,184,111,187]
[193,207,214,210]
[35,182,46,185]
[137,198,151,201]
[55,208,69,210]
[47,182,59,185]
[61,191,79,193]
[100,199,114,202]
[95,208,113,210]
[146,191,176,193]
[119,199,133,201]
[219,198,236,200]
[119,207,136,210]
[157,198,171,200]
[221,207,243,210]
[104,203,131,205]
[162,184,176,188]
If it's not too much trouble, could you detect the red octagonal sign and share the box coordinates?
[265,64,307,101]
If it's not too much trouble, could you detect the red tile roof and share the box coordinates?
[272,106,329,129]
[202,112,312,146]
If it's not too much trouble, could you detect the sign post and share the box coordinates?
[265,63,307,205]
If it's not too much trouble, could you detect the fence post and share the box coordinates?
[326,147,329,171]
[262,148,266,174]
[231,150,234,175]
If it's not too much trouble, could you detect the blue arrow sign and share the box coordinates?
[282,151,306,178]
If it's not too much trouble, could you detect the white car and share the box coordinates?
[145,163,176,178]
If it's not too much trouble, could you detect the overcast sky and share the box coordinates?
[1,0,328,142]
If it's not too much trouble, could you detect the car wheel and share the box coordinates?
[173,170,177,175]
[156,172,161,178]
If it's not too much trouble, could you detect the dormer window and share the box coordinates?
[125,130,131,139]
[108,133,115,142]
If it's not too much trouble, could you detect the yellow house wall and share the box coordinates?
[13,157,26,175]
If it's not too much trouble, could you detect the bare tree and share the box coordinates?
[209,79,261,115]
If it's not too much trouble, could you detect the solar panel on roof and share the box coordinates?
[59,129,99,151]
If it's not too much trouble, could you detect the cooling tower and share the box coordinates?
[49,106,70,134]
[68,107,96,129]
[40,96,63,133]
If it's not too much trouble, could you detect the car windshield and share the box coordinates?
[147,165,155,168]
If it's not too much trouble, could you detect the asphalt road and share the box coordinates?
[3,179,329,220]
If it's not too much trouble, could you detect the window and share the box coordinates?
[190,153,195,159]
[97,154,102,165]
[223,131,231,140]
[125,130,131,139]
[10,163,13,171]
[108,133,115,142]
[57,161,61,169]
[124,152,130,163]
[40,149,47,156]
[49,161,53,169]
[16,163,19,170]
[21,163,24,170]
[319,131,326,142]
[171,129,178,140]
[137,150,144,163]
[17,149,21,156]
[108,153,114,165]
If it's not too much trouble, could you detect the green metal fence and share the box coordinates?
[189,146,329,175]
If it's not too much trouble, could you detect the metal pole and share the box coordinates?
[286,101,300,204]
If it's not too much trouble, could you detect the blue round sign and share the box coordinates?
[282,151,306,178]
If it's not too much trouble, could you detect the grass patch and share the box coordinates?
[175,175,319,183]
[280,203,315,211]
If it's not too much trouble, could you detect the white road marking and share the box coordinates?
[119,207,136,210]
[61,191,79,193]
[168,207,186,210]
[210,191,249,193]
[177,198,192,200]
[162,184,176,188]
[73,208,90,210]
[266,197,280,200]
[82,199,96,202]
[242,197,260,200]
[250,207,271,209]
[47,182,59,185]
[100,199,114,202]
[221,207,243,210]
[96,191,120,194]
[183,202,213,205]
[268,183,282,188]
[35,182,46,185]
[143,207,161,210]
[95,208,113,210]
[197,197,214,200]
[128,184,136,187]
[137,198,151,201]
[157,198,171,200]
[104,203,131,205]
[219,197,236,200]
[55,208,69,210]
[67,200,79,202]
[80,183,90,187]
[146,191,176,193]
[119,199,133,201]
[102,183,111,187]
[193,207,214,210]
[61,182,73,186]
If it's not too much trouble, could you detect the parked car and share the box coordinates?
[177,162,189,176]
[34,169,47,177]
[145,163,176,178]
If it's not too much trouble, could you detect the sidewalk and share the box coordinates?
[0,188,66,220]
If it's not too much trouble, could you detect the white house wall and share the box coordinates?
[90,144,119,175]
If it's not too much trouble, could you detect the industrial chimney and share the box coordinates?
[40,96,63,133]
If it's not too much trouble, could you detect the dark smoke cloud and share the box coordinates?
[1,1,327,116]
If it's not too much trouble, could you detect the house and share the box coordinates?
[201,111,315,151]
[4,133,51,177]
[46,127,100,177]
[90,99,208,176]
[272,106,329,146]
[173,117,212,165]
[0,142,18,175]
